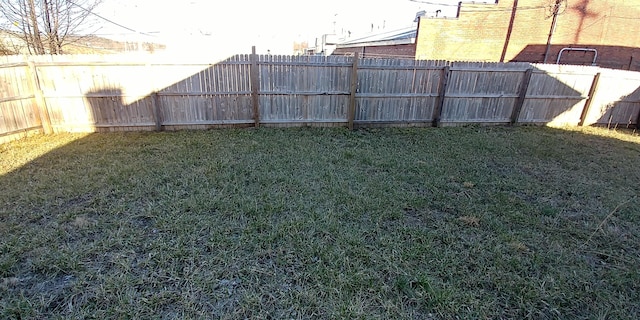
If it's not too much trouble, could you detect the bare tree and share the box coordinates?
[0,39,16,55]
[1,0,102,54]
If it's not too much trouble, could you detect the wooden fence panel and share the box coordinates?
[257,55,351,124]
[37,63,92,130]
[27,55,255,130]
[441,64,526,124]
[582,69,640,127]
[356,58,440,123]
[0,63,41,139]
[3,54,640,138]
[34,60,158,131]
[451,61,531,69]
[158,55,253,126]
[0,98,41,138]
[519,64,598,125]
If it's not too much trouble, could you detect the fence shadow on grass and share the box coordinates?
[0,125,639,318]
[2,51,640,319]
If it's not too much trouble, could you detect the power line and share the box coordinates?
[413,0,640,14]
[456,7,546,13]
[409,0,550,13]
[407,0,451,7]
[609,15,640,20]
[457,5,550,13]
[552,15,605,37]
[409,0,493,7]
[66,0,156,37]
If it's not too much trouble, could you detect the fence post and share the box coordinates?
[151,92,163,131]
[432,65,450,127]
[26,60,53,134]
[250,46,261,127]
[511,68,533,125]
[636,101,640,130]
[348,52,360,130]
[579,72,601,126]
[146,62,163,132]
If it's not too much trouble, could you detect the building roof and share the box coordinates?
[337,26,417,48]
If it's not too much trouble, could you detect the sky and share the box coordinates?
[92,0,464,56]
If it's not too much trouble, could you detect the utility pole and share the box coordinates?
[500,0,518,62]
[543,0,563,64]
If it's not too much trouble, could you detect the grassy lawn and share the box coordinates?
[1,126,639,319]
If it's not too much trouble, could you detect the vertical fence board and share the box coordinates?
[348,53,359,129]
[511,68,533,124]
[432,66,449,127]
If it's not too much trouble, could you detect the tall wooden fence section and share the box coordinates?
[2,53,640,142]
[0,57,45,143]
[257,55,351,125]
[356,58,447,126]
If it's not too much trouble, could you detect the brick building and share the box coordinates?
[415,0,640,70]
[332,27,417,59]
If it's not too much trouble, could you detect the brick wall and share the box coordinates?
[332,44,416,59]
[415,0,640,69]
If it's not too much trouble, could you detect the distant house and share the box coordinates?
[0,30,23,55]
[293,41,309,56]
[301,34,341,56]
[0,29,165,55]
[414,0,640,70]
[332,27,417,59]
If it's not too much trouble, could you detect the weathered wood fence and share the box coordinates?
[2,51,640,143]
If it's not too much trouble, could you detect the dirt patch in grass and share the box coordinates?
[1,127,640,318]
[458,215,480,227]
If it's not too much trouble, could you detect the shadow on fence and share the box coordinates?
[591,85,640,128]
[512,44,640,71]
[2,53,640,141]
[79,59,635,131]
[76,55,639,131]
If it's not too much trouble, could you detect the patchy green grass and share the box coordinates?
[1,126,639,319]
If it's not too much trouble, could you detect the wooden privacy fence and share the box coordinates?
[2,51,640,142]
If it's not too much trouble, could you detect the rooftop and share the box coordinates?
[337,26,416,48]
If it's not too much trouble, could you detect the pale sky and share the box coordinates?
[92,0,463,56]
